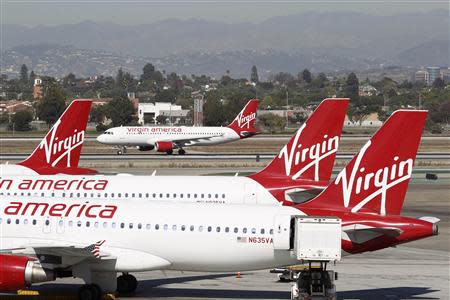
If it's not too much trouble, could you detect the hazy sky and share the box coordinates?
[2,0,448,25]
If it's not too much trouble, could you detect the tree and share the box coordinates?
[105,96,135,126]
[302,69,312,84]
[37,81,66,125]
[20,64,28,82]
[10,110,33,131]
[29,70,36,83]
[258,113,286,133]
[90,105,107,124]
[156,115,167,125]
[432,78,445,90]
[250,65,259,83]
[203,92,225,126]
[345,72,359,98]
[141,63,155,81]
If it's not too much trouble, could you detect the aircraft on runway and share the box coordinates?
[0,110,439,300]
[0,99,348,206]
[96,99,260,155]
[1,99,97,176]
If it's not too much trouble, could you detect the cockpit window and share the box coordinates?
[103,131,113,135]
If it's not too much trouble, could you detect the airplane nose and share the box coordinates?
[97,135,105,143]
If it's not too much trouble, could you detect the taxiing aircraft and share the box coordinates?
[96,99,259,155]
[0,110,438,300]
[1,99,96,176]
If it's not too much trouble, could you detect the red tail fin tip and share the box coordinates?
[228,99,259,137]
[19,99,93,171]
[251,98,349,182]
[302,110,427,215]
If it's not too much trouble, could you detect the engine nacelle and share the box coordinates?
[0,254,54,291]
[155,141,173,152]
[138,145,155,151]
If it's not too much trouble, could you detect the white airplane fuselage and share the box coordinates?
[97,126,241,147]
[0,175,280,206]
[1,197,302,272]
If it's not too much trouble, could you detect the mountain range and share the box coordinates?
[3,10,449,78]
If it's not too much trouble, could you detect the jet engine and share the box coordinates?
[0,254,54,291]
[155,141,174,153]
[137,145,155,151]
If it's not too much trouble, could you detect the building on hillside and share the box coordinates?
[0,100,33,114]
[138,102,189,125]
[344,113,382,127]
[358,84,378,97]
[427,67,441,85]
[441,68,450,82]
[33,77,43,100]
[414,70,429,83]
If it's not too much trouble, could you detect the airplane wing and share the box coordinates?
[149,133,225,148]
[2,240,171,271]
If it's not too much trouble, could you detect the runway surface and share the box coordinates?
[0,135,449,142]
[1,152,449,161]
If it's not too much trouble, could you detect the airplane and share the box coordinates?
[96,99,260,155]
[0,99,348,206]
[0,99,97,176]
[0,110,439,300]
[0,98,348,207]
[249,98,349,203]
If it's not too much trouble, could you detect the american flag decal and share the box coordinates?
[237,237,247,243]
[84,240,105,258]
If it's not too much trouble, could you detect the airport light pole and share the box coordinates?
[286,88,289,129]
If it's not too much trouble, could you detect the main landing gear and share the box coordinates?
[178,148,186,155]
[290,262,337,300]
[117,273,138,295]
[117,146,127,155]
[78,284,102,300]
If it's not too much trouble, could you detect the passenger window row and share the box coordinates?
[0,217,274,235]
[0,192,227,200]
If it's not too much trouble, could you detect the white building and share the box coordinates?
[138,102,189,125]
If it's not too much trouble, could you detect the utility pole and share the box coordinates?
[286,88,289,129]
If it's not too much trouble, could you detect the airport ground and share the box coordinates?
[0,137,449,300]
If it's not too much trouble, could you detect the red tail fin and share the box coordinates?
[251,98,349,182]
[302,110,427,215]
[19,99,92,172]
[227,99,259,138]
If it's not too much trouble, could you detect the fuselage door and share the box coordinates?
[273,214,291,250]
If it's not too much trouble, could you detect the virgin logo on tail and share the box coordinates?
[336,140,413,215]
[279,123,339,181]
[39,119,85,167]
[234,112,256,129]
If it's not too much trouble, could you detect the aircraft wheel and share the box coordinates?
[117,274,137,294]
[117,150,123,155]
[178,149,186,155]
[124,274,138,292]
[78,284,102,300]
[166,150,173,155]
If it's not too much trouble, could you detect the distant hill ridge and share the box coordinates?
[2,10,449,77]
